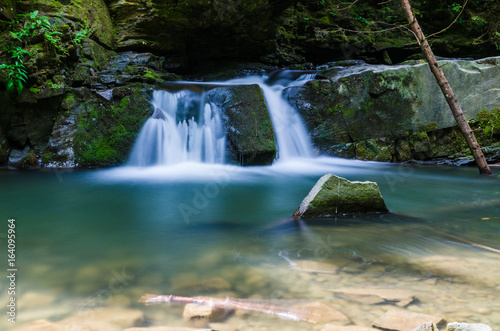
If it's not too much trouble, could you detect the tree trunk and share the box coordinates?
[399,0,492,175]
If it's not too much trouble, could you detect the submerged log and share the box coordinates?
[140,294,323,324]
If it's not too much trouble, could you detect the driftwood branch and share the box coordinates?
[140,294,318,323]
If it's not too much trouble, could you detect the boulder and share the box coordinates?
[372,309,445,331]
[446,322,493,331]
[210,84,277,165]
[293,174,389,217]
[287,57,500,163]
[71,85,154,167]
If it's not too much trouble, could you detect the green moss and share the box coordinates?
[476,108,500,139]
[73,85,153,167]
[423,122,439,131]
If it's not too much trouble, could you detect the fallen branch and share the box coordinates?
[139,294,318,323]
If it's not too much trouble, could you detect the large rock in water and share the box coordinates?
[209,84,277,165]
[293,174,388,217]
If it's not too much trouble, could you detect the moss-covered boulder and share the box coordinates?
[72,84,153,167]
[209,84,276,165]
[287,56,500,163]
[17,0,114,49]
[293,174,389,217]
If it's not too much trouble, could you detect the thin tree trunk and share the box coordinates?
[399,0,492,175]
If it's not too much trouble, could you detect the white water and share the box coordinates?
[128,72,315,167]
[128,90,226,166]
[260,74,315,160]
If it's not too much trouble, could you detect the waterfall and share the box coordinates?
[260,73,314,160]
[128,90,226,166]
[128,71,314,167]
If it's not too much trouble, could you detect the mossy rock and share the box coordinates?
[293,174,389,217]
[209,84,276,165]
[73,84,153,167]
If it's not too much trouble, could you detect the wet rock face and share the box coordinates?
[287,57,500,163]
[209,84,277,166]
[293,174,389,217]
[106,0,282,69]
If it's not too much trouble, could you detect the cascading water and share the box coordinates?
[128,90,226,166]
[260,73,315,160]
[128,71,315,167]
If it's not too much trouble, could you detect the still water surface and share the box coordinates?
[1,158,499,329]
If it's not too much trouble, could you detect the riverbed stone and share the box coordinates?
[372,309,445,331]
[293,174,389,217]
[183,303,229,322]
[294,301,351,324]
[412,322,439,331]
[446,322,493,331]
[332,288,414,307]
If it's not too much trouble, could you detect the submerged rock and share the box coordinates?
[293,174,388,217]
[295,301,351,325]
[446,322,493,331]
[412,322,439,331]
[183,303,229,322]
[332,288,414,307]
[372,309,445,331]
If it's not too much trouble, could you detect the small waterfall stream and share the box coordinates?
[128,90,226,166]
[128,72,315,167]
[260,73,314,160]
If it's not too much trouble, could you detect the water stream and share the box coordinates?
[128,90,226,166]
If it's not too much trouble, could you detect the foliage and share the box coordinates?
[475,109,500,140]
[73,28,92,46]
[0,11,65,95]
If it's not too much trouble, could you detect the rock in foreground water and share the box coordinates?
[446,322,493,331]
[293,174,389,217]
[372,309,445,331]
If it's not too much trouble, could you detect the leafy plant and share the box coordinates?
[0,63,28,94]
[449,3,462,13]
[0,11,66,95]
[73,28,92,46]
